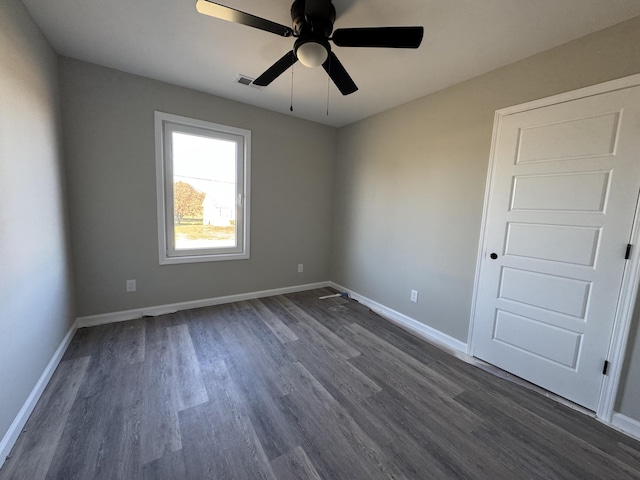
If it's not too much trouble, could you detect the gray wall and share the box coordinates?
[617,292,640,420]
[331,17,640,418]
[0,0,75,443]
[59,58,337,317]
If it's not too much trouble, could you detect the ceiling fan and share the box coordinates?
[196,0,424,95]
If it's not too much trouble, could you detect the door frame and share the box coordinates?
[468,73,640,423]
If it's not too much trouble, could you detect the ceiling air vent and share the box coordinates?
[236,74,262,89]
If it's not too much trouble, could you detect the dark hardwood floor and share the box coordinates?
[2,288,640,479]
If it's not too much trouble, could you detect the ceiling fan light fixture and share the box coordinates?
[295,40,328,68]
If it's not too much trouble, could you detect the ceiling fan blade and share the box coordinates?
[196,0,294,37]
[253,51,298,86]
[332,26,424,48]
[322,52,358,95]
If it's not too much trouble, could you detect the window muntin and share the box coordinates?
[155,112,250,264]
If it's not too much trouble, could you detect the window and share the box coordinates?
[155,111,250,264]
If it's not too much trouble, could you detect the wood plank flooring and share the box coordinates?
[2,288,640,479]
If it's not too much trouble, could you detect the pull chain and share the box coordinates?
[290,59,294,112]
[326,58,330,116]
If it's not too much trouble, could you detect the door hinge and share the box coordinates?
[625,244,632,260]
[603,360,609,375]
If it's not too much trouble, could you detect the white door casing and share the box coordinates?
[470,80,640,412]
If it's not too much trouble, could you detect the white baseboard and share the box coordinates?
[0,318,79,469]
[611,412,640,441]
[330,282,468,355]
[77,281,332,328]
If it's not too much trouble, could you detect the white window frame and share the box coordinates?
[155,111,251,264]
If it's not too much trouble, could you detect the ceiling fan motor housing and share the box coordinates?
[291,0,336,37]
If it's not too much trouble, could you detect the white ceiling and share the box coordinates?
[20,0,640,127]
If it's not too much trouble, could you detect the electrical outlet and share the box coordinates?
[126,279,136,292]
[410,290,418,303]
[298,263,304,273]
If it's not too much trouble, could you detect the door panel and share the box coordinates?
[493,310,582,368]
[499,268,590,317]
[505,223,600,266]
[511,171,610,212]
[516,112,619,162]
[473,85,640,411]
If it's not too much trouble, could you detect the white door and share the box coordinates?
[472,85,640,411]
